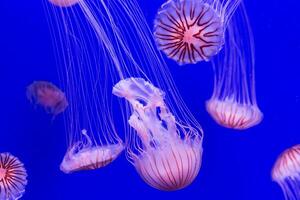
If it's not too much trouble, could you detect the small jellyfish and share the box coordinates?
[206,3,263,130]
[26,81,68,116]
[0,153,27,200]
[113,78,203,191]
[272,145,300,199]
[60,130,124,173]
[154,0,241,64]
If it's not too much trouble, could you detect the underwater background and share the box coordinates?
[0,0,299,199]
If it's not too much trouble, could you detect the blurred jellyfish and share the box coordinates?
[272,145,300,199]
[45,0,203,189]
[113,78,202,191]
[154,0,241,64]
[206,3,263,130]
[0,153,27,200]
[27,81,68,116]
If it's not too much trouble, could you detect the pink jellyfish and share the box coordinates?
[206,3,263,130]
[113,78,202,191]
[0,153,27,200]
[154,0,241,64]
[60,129,124,173]
[272,145,300,199]
[46,0,127,174]
[26,81,68,116]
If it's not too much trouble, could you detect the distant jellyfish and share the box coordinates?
[0,153,27,200]
[206,3,263,130]
[26,81,68,116]
[113,78,203,191]
[154,0,241,64]
[272,145,300,200]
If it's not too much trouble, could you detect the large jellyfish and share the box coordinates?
[45,0,203,190]
[272,145,300,199]
[26,81,68,116]
[154,0,241,64]
[0,153,27,200]
[206,3,263,130]
[113,78,202,190]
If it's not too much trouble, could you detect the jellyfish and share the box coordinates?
[113,78,202,191]
[154,0,241,64]
[206,3,263,130]
[26,81,68,116]
[272,145,300,199]
[44,2,126,173]
[0,153,27,200]
[45,0,203,189]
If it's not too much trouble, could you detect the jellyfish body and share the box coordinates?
[272,145,300,199]
[60,130,124,173]
[206,97,262,130]
[206,3,263,130]
[154,0,241,64]
[0,153,27,200]
[26,81,68,116]
[113,78,202,191]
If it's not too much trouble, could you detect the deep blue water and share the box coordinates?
[0,0,299,199]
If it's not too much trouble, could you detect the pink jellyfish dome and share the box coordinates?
[272,145,300,199]
[0,153,28,200]
[48,0,80,7]
[154,0,224,64]
[206,98,263,130]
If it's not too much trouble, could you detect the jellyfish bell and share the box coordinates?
[206,3,263,130]
[48,0,80,7]
[206,97,263,130]
[0,153,28,200]
[154,0,241,64]
[154,0,224,64]
[272,145,300,181]
[60,129,124,173]
[113,78,202,191]
[272,145,300,199]
[26,81,68,116]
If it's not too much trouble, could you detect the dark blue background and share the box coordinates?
[0,0,299,199]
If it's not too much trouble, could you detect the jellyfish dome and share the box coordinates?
[60,130,124,173]
[113,78,202,191]
[154,0,241,64]
[272,145,300,199]
[206,3,263,130]
[206,97,262,130]
[0,153,27,200]
[48,0,80,7]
